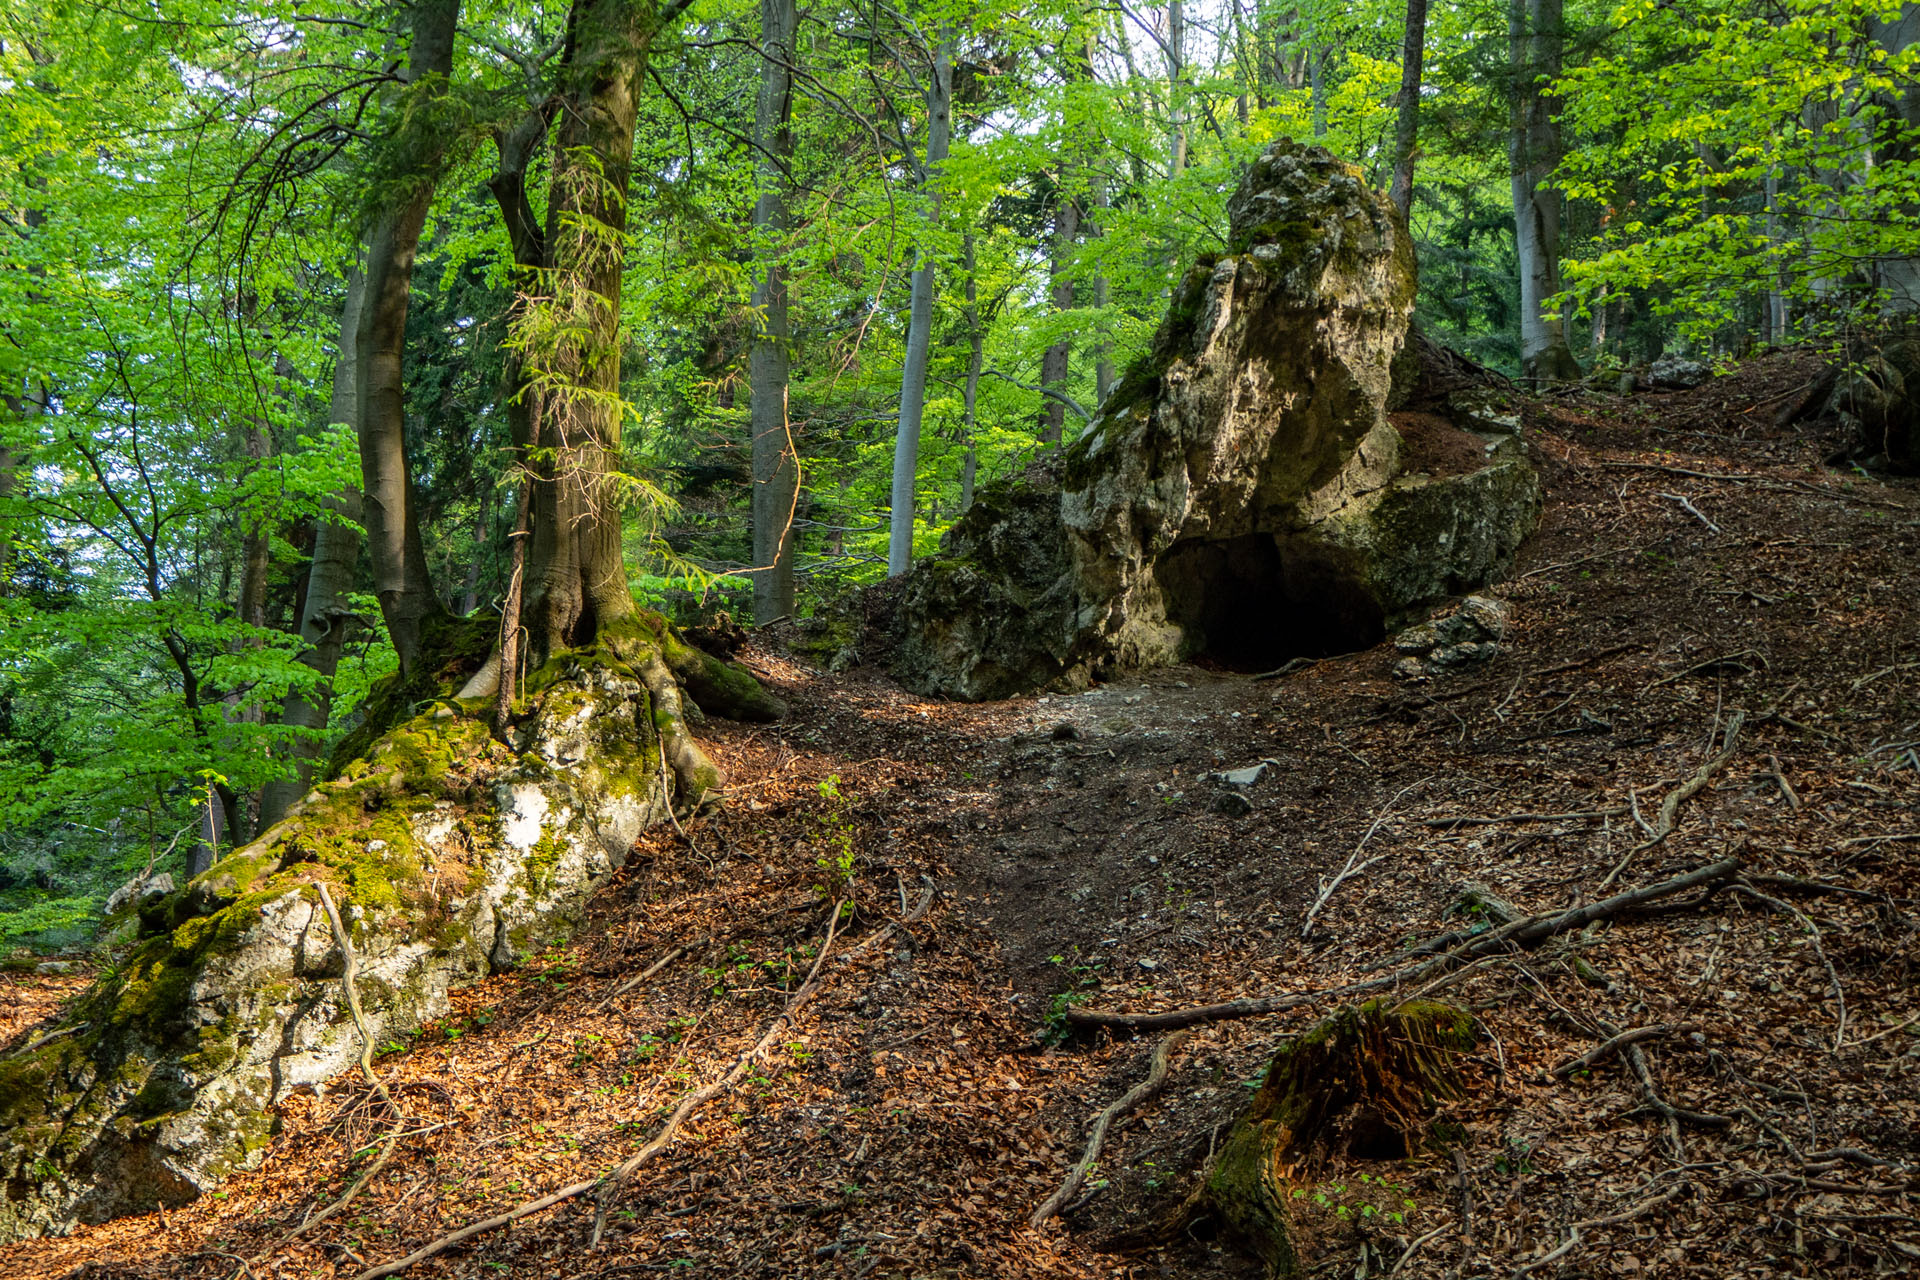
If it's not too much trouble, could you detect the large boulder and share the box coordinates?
[0,612,781,1241]
[888,141,1540,700]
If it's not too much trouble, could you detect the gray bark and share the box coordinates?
[259,264,367,828]
[1168,0,1189,176]
[1509,0,1580,382]
[961,234,982,510]
[750,0,799,622]
[1040,187,1080,448]
[1388,0,1429,219]
[355,0,458,673]
[886,35,953,578]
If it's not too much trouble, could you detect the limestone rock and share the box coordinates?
[885,140,1539,700]
[1646,355,1711,390]
[1390,595,1510,679]
[0,618,780,1241]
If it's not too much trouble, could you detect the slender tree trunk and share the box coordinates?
[356,0,458,674]
[750,0,799,623]
[1388,0,1430,219]
[1509,0,1580,382]
[259,265,368,827]
[886,35,954,578]
[1309,44,1328,137]
[961,234,982,510]
[1168,0,1189,176]
[1040,188,1080,448]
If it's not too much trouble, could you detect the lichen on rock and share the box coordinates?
[881,140,1540,700]
[0,606,781,1241]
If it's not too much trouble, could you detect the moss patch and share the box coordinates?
[1206,1000,1474,1278]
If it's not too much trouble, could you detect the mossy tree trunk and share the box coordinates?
[516,0,656,665]
[1204,1001,1474,1278]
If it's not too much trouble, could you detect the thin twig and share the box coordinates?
[1596,713,1744,890]
[352,901,849,1280]
[288,884,403,1242]
[1301,777,1431,937]
[1029,1031,1189,1229]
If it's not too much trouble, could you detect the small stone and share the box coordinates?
[1393,625,1438,654]
[1050,722,1080,741]
[366,839,389,853]
[35,960,76,975]
[1138,957,1160,972]
[1392,657,1428,681]
[1217,763,1268,787]
[1215,791,1255,818]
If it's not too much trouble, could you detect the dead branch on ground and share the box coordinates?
[1065,859,1742,1033]
[1301,777,1430,938]
[1551,1024,1699,1078]
[1028,1030,1189,1229]
[352,900,849,1280]
[1596,712,1744,890]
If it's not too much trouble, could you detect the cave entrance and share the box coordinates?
[1153,533,1385,671]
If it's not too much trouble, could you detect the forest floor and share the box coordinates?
[5,347,1918,1280]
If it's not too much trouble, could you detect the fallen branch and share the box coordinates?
[1387,1221,1456,1278]
[353,900,849,1280]
[1658,491,1721,533]
[1510,1184,1689,1280]
[594,937,709,1013]
[1596,713,1744,890]
[1029,1031,1189,1229]
[1301,777,1430,938]
[835,883,936,964]
[1729,883,1846,1053]
[1552,1024,1699,1078]
[1066,859,1743,1033]
[1418,808,1626,829]
[1600,460,1911,511]
[289,884,403,1242]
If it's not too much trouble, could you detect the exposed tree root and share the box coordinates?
[1596,711,1744,890]
[285,885,405,1242]
[1030,1031,1189,1230]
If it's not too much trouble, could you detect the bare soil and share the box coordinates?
[4,346,1917,1280]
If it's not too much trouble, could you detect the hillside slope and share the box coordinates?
[5,347,1917,1280]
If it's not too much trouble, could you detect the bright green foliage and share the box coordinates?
[1558,0,1920,344]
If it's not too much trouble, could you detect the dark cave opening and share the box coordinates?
[1154,533,1386,671]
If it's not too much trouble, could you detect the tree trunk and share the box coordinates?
[1040,186,1080,448]
[1509,0,1580,382]
[886,34,954,578]
[750,0,799,623]
[1168,0,1189,176]
[259,264,368,828]
[1309,44,1328,138]
[356,0,458,675]
[961,234,982,510]
[513,0,683,660]
[1387,0,1430,219]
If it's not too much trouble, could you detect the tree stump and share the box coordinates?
[1204,1000,1475,1278]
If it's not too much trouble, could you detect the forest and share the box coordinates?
[1,0,1917,1278]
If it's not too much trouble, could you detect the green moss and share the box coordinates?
[326,612,495,778]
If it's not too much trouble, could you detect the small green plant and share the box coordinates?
[813,774,857,904]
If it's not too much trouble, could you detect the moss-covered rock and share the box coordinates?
[0,603,783,1241]
[1205,1000,1475,1278]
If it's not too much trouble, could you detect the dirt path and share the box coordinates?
[6,349,1918,1279]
